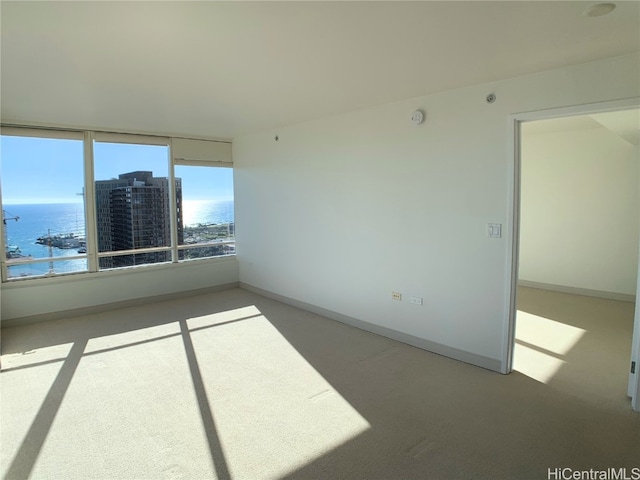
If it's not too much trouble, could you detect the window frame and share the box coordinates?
[172,160,235,262]
[92,133,174,270]
[0,128,88,281]
[0,126,234,283]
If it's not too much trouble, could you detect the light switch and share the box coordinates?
[488,223,502,238]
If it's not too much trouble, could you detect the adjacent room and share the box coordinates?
[515,111,640,410]
[1,2,639,479]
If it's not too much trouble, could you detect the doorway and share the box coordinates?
[505,100,640,411]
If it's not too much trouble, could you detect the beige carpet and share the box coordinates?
[1,287,639,480]
[515,286,637,414]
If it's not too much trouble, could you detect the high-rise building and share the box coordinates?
[95,171,183,268]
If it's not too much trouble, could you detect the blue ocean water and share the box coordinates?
[3,200,234,277]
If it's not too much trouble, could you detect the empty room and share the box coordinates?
[515,112,639,411]
[1,2,639,480]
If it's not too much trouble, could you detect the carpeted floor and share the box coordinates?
[1,286,639,480]
[514,287,637,414]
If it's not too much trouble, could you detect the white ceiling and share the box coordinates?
[522,108,640,145]
[591,109,640,145]
[1,1,639,140]
[522,116,604,135]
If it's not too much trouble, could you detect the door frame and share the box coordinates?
[632,242,640,410]
[502,97,640,410]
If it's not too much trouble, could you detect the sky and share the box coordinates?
[1,135,234,205]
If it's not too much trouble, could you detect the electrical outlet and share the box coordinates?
[410,296,423,306]
[392,292,402,301]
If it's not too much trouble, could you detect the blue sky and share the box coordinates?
[1,136,233,204]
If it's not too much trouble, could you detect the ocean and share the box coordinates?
[3,200,234,277]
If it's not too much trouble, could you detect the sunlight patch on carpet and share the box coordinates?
[514,310,586,383]
[0,342,76,476]
[187,307,371,480]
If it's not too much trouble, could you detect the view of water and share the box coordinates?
[3,200,234,277]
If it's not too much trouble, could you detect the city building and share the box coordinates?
[95,171,183,268]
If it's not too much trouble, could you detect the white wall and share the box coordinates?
[1,258,239,322]
[233,54,640,371]
[519,126,639,296]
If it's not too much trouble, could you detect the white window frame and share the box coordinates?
[1,126,233,282]
[172,160,235,262]
[0,127,87,281]
[92,133,174,270]
[171,137,234,263]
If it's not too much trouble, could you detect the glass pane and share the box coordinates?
[1,135,87,278]
[99,251,171,269]
[176,165,234,259]
[93,141,172,269]
[8,259,89,279]
[179,244,235,260]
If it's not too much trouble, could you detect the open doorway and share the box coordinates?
[509,105,640,411]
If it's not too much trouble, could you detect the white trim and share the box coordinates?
[518,280,636,303]
[172,137,233,164]
[241,282,502,372]
[0,120,232,144]
[97,246,172,258]
[2,254,237,287]
[177,241,235,250]
[510,98,640,123]
[169,140,179,263]
[91,131,170,145]
[171,135,231,145]
[0,126,83,140]
[632,318,640,410]
[503,97,640,376]
[630,204,640,407]
[7,255,88,266]
[501,115,521,374]
[174,159,233,167]
[0,180,7,282]
[84,131,99,272]
[1,121,231,144]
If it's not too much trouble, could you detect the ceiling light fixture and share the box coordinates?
[583,3,616,17]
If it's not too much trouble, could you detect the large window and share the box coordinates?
[1,131,88,279]
[93,138,173,269]
[177,165,235,260]
[0,129,233,281]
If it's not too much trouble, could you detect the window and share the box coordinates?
[0,128,233,282]
[93,137,173,269]
[176,165,235,260]
[1,130,87,280]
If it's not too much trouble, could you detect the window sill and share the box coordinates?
[1,255,237,289]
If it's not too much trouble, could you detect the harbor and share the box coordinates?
[3,207,87,273]
[35,232,85,250]
[3,201,233,277]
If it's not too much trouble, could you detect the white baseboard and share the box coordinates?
[1,282,240,328]
[239,282,502,373]
[518,280,636,303]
